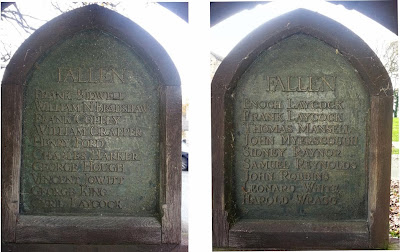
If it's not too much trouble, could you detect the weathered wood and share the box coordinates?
[2,243,187,252]
[1,84,22,243]
[2,4,181,246]
[229,220,369,249]
[2,6,179,89]
[161,86,182,244]
[211,85,229,247]
[369,96,393,248]
[17,216,161,244]
[212,8,393,250]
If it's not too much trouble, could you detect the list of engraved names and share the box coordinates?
[21,64,160,216]
[233,36,368,221]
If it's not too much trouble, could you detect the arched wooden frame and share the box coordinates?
[212,9,392,249]
[2,5,181,244]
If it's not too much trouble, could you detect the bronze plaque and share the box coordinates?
[20,30,160,216]
[233,34,368,220]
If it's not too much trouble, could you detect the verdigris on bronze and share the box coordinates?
[2,5,181,245]
[212,9,392,249]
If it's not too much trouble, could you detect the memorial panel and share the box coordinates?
[233,34,368,220]
[2,5,181,246]
[20,30,160,216]
[212,9,392,250]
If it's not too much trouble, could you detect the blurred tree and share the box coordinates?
[383,41,399,117]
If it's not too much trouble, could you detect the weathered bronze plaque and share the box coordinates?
[233,34,368,220]
[212,10,392,250]
[2,5,181,246]
[20,30,160,216]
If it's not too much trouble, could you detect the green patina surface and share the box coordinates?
[233,34,369,221]
[20,30,160,217]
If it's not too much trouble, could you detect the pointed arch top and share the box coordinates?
[2,4,180,88]
[212,8,392,249]
[2,4,181,246]
[212,8,392,97]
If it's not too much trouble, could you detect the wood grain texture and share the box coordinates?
[161,86,182,244]
[211,9,393,250]
[2,4,182,246]
[1,84,22,242]
[369,96,393,249]
[229,220,369,249]
[16,216,161,244]
[2,243,187,252]
[2,5,180,89]
[211,83,229,247]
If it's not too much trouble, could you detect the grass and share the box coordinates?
[393,118,399,142]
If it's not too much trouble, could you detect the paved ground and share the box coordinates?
[389,237,400,250]
[392,154,399,179]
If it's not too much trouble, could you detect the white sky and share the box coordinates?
[211,1,398,53]
[0,2,398,252]
[211,1,398,71]
[0,1,191,99]
[1,1,398,91]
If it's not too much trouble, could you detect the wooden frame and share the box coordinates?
[2,5,181,245]
[212,9,392,249]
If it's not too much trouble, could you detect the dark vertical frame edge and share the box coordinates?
[1,4,182,245]
[211,8,392,249]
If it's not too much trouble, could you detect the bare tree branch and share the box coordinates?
[1,12,35,33]
[383,41,398,79]
[6,10,47,21]
[1,3,37,34]
[1,41,12,64]
[12,3,36,32]
[51,1,66,14]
